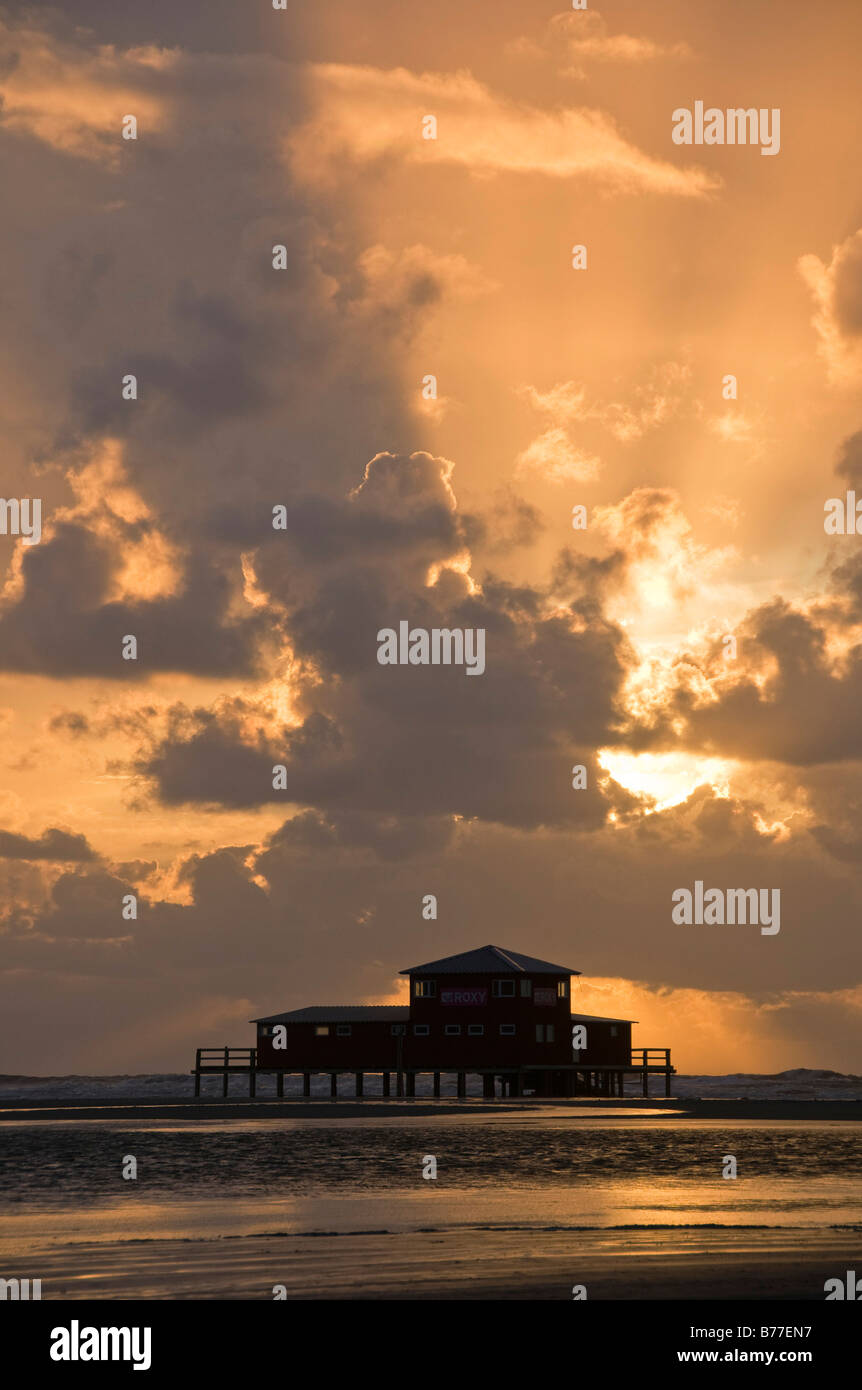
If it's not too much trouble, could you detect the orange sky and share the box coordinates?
[0,0,860,1074]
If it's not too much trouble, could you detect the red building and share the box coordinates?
[195,944,673,1098]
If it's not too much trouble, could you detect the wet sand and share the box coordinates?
[21,1226,861,1300]
[4,1096,858,1300]
[1,1097,860,1122]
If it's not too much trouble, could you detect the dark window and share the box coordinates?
[520,979,532,997]
[493,980,516,997]
[415,980,436,998]
[499,1024,516,1036]
[536,1024,544,1043]
[610,1025,618,1038]
[336,1024,352,1036]
[444,1024,461,1036]
[547,1024,555,1043]
[467,1024,484,1036]
[391,1024,406,1036]
[414,1024,430,1036]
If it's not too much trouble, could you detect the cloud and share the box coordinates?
[632,567,862,767]
[799,228,862,384]
[515,428,600,484]
[287,64,718,197]
[0,827,96,861]
[126,450,639,830]
[516,11,693,79]
[515,364,692,481]
[0,17,174,162]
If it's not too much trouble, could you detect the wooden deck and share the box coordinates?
[191,1046,675,1098]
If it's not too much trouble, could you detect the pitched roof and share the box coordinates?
[251,1005,409,1024]
[571,1012,638,1024]
[399,945,580,976]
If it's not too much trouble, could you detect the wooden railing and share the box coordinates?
[630,1048,672,1069]
[194,1047,257,1071]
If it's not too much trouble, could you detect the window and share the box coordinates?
[492,979,515,997]
[314,1025,330,1037]
[520,979,532,997]
[336,1024,352,1037]
[499,1024,516,1036]
[391,1024,406,1036]
[415,980,436,998]
[610,1025,618,1038]
[444,1024,461,1036]
[467,1024,484,1036]
[547,1024,555,1043]
[557,980,568,999]
[536,1024,545,1043]
[414,1024,430,1036]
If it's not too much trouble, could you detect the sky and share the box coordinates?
[0,0,860,1074]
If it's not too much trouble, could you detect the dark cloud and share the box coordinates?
[125,451,637,828]
[0,522,269,676]
[629,582,862,766]
[832,234,862,337]
[835,429,862,487]
[48,710,90,737]
[0,827,96,861]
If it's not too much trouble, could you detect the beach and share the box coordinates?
[1,1088,859,1300]
[11,1225,860,1301]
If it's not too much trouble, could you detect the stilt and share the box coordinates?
[222,1046,229,1098]
[457,1071,466,1098]
[433,1072,441,1098]
[642,1067,649,1098]
[382,1071,391,1097]
[665,1069,671,1097]
[355,1072,364,1097]
[396,1069,403,1097]
[406,1072,415,1098]
[276,1072,284,1097]
[303,1071,311,1098]
[194,1051,201,1097]
[483,1073,495,1098]
[249,1068,256,1098]
[510,1073,521,1098]
[330,1072,337,1098]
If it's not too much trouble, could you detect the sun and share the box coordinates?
[597,748,733,812]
